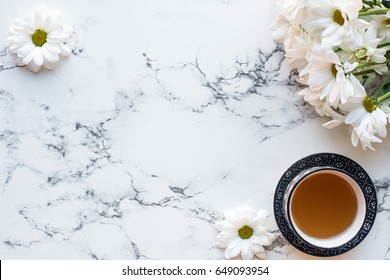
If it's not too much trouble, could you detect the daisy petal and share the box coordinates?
[18,42,36,62]
[44,42,60,54]
[22,21,36,34]
[43,14,54,32]
[47,32,68,42]
[345,107,366,125]
[27,56,42,72]
[254,250,266,259]
[32,48,44,67]
[9,34,31,44]
[33,9,44,29]
[225,238,242,259]
[240,241,254,260]
[251,234,273,246]
[43,59,56,70]
[250,242,265,254]
[59,43,71,56]
[42,44,59,63]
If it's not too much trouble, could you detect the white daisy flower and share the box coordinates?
[339,27,387,74]
[298,87,328,116]
[350,128,382,150]
[284,27,313,71]
[339,86,387,150]
[215,205,276,260]
[278,0,310,24]
[372,11,390,39]
[271,15,290,45]
[304,0,369,47]
[298,87,346,127]
[301,45,358,107]
[271,0,291,44]
[322,103,346,128]
[7,5,73,72]
[296,79,346,127]
[272,0,311,47]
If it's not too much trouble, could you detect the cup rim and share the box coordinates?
[284,167,366,249]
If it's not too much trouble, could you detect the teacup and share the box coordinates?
[283,167,366,248]
[274,153,377,257]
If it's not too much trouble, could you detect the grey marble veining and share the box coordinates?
[0,0,389,260]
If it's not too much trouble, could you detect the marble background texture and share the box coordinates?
[0,0,389,259]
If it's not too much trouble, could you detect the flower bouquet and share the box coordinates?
[272,0,390,150]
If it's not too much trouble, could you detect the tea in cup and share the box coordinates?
[284,168,366,248]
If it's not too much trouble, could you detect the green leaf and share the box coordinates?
[382,80,390,93]
[382,0,390,8]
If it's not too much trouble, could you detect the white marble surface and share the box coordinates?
[0,0,389,260]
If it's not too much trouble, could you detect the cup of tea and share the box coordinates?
[274,153,377,257]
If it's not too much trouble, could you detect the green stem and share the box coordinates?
[373,75,390,98]
[378,42,390,48]
[356,59,390,69]
[377,90,390,103]
[360,8,371,13]
[353,69,376,76]
[359,8,390,16]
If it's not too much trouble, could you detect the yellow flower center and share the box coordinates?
[32,29,47,47]
[355,48,368,61]
[363,97,377,113]
[333,10,345,25]
[238,225,253,239]
[331,64,338,78]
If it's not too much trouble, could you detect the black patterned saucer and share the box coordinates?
[273,153,377,257]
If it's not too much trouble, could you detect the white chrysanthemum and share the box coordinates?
[301,45,359,107]
[284,27,313,71]
[298,87,346,127]
[215,205,276,260]
[7,5,73,72]
[277,0,310,24]
[271,0,291,44]
[322,102,346,129]
[339,86,387,150]
[298,87,328,116]
[350,128,382,150]
[304,0,369,47]
[339,27,387,74]
[373,11,390,39]
[272,0,310,47]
